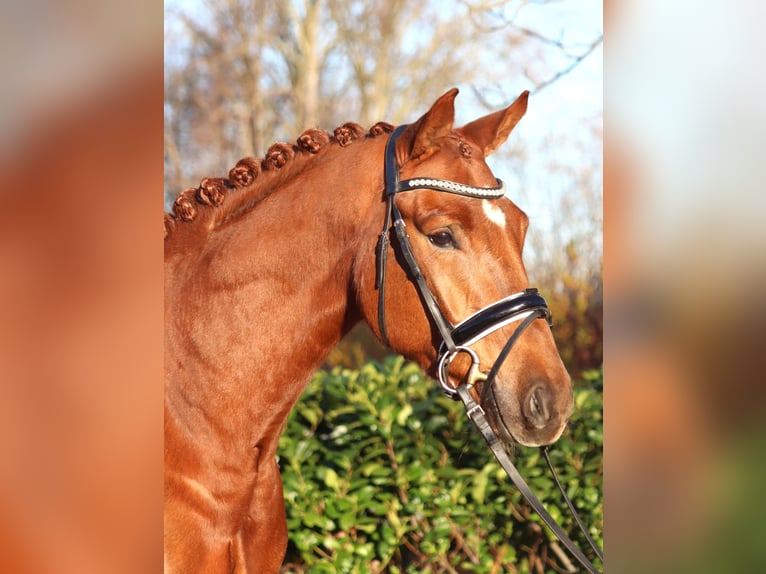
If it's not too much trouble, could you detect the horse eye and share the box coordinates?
[428,231,456,249]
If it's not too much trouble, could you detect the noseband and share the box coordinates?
[375,125,603,573]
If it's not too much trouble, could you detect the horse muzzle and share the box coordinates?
[480,375,573,447]
[437,288,573,446]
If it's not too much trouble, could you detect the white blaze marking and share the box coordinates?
[482,200,507,229]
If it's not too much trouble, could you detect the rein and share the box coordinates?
[376,125,603,573]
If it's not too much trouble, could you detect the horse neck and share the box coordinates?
[164,139,384,447]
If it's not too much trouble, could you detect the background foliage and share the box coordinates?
[279,357,603,573]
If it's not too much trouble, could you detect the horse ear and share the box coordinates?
[459,90,529,157]
[398,88,458,161]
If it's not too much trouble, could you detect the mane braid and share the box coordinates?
[164,122,395,241]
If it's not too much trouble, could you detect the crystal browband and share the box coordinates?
[394,177,506,199]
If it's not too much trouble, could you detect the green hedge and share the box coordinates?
[279,357,603,573]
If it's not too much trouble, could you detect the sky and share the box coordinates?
[438,0,604,273]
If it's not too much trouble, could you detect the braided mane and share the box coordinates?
[164,121,395,240]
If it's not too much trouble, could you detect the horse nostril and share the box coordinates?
[523,384,551,429]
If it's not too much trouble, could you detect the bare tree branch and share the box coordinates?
[529,35,602,94]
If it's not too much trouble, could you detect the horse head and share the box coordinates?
[356,88,573,447]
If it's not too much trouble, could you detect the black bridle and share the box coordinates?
[375,125,604,573]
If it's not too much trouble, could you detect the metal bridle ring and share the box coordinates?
[437,346,484,399]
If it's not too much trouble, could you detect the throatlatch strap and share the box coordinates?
[376,197,394,347]
[390,203,457,353]
[376,194,457,352]
[456,385,602,574]
[376,125,407,348]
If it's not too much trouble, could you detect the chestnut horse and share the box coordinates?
[164,88,573,573]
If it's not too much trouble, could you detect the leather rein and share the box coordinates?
[375,125,604,573]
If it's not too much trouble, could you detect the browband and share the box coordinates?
[384,124,506,199]
[396,177,505,199]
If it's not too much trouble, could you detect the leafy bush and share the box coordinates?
[279,358,603,573]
